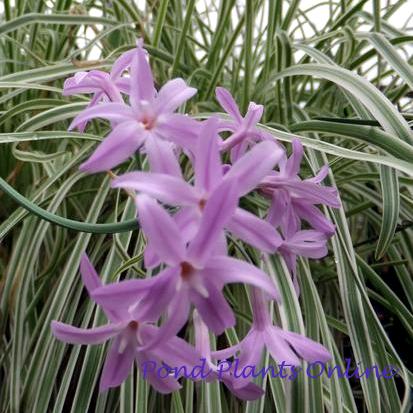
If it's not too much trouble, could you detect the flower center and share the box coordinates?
[128,320,139,330]
[140,115,156,130]
[178,262,209,297]
[180,261,195,279]
[198,198,207,211]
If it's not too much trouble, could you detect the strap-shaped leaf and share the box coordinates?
[376,165,400,259]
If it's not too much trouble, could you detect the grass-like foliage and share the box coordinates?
[1,1,412,412]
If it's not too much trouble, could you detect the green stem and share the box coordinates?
[0,177,137,233]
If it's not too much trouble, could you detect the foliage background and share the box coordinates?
[0,0,412,412]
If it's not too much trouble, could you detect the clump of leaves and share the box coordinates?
[0,1,412,412]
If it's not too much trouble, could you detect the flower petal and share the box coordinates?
[193,310,211,359]
[111,49,136,79]
[223,379,264,401]
[137,352,182,393]
[129,47,155,107]
[281,180,340,207]
[136,194,186,265]
[63,70,120,99]
[307,164,329,184]
[79,121,143,173]
[277,329,332,363]
[238,331,264,367]
[144,324,202,370]
[211,343,240,360]
[220,129,245,152]
[51,321,123,345]
[160,336,203,371]
[130,268,179,322]
[63,79,103,95]
[266,189,289,228]
[74,93,104,133]
[281,195,300,238]
[294,202,336,235]
[203,256,280,301]
[213,232,228,256]
[173,206,201,242]
[243,102,264,129]
[80,254,124,322]
[263,327,300,365]
[227,208,282,252]
[195,117,223,192]
[80,253,101,293]
[144,207,200,269]
[215,87,242,122]
[145,138,182,177]
[279,250,297,279]
[284,139,303,177]
[99,337,135,391]
[143,242,162,269]
[187,177,240,266]
[190,280,235,335]
[69,102,135,130]
[229,138,250,163]
[232,330,265,389]
[115,77,130,94]
[155,78,197,113]
[282,230,328,258]
[225,141,283,195]
[156,113,200,152]
[92,267,176,309]
[111,171,198,206]
[139,291,190,352]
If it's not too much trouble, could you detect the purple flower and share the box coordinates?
[93,186,279,344]
[53,39,340,400]
[215,87,276,161]
[62,40,146,132]
[193,310,264,401]
[68,42,199,173]
[63,70,127,101]
[260,139,340,236]
[278,229,329,292]
[109,39,143,79]
[63,70,128,132]
[258,139,339,291]
[51,254,201,393]
[110,117,284,268]
[62,38,142,132]
[212,288,331,389]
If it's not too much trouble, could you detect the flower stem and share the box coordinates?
[0,177,137,233]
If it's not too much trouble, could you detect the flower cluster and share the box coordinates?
[52,40,339,399]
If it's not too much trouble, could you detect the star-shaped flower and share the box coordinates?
[193,310,265,400]
[212,288,331,390]
[93,185,279,347]
[68,42,198,173]
[111,117,284,268]
[215,87,276,161]
[260,139,340,236]
[51,254,201,393]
